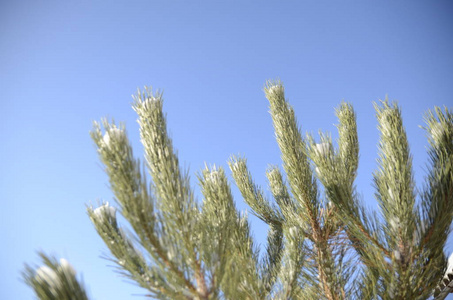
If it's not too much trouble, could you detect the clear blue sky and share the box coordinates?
[1,1,452,299]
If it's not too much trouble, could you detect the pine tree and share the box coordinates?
[23,81,453,299]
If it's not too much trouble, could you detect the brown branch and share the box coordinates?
[354,220,390,257]
[311,210,339,300]
[139,215,198,297]
[194,258,209,299]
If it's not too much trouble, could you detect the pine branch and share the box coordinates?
[274,226,306,300]
[22,253,89,300]
[90,120,200,297]
[265,81,319,229]
[198,165,258,299]
[373,100,417,265]
[266,166,303,227]
[265,82,346,299]
[229,156,283,226]
[133,89,199,255]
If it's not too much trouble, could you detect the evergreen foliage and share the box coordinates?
[24,82,453,299]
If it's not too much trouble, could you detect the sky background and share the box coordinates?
[1,1,453,299]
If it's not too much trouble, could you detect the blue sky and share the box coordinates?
[1,1,453,299]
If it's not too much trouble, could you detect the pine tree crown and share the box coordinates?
[23,82,453,300]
